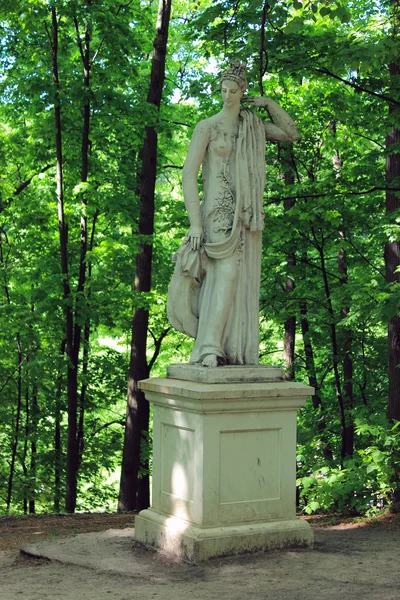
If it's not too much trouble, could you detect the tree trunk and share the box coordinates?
[53,4,92,513]
[385,2,400,511]
[47,6,78,513]
[22,387,29,515]
[299,301,323,413]
[29,384,38,514]
[314,229,348,460]
[54,340,65,512]
[385,59,400,423]
[0,224,23,513]
[332,124,354,457]
[338,235,354,457]
[119,0,172,513]
[283,157,296,380]
[77,212,98,471]
[6,334,23,512]
[300,299,332,460]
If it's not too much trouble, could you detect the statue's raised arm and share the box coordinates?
[167,60,300,367]
[242,95,300,143]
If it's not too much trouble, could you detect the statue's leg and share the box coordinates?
[191,252,238,365]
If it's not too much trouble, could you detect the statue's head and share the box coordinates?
[220,59,247,92]
[220,59,247,108]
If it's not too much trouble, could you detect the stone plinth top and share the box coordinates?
[167,363,284,383]
[138,376,314,414]
[139,377,314,399]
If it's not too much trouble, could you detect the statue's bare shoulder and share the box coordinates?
[192,114,235,144]
[191,117,215,141]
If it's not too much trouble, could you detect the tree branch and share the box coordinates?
[264,185,397,206]
[0,347,38,394]
[278,247,344,281]
[73,15,85,64]
[44,20,53,49]
[161,119,190,128]
[345,235,386,278]
[348,130,386,150]
[148,327,170,371]
[315,67,400,106]
[2,164,54,213]
[90,420,125,437]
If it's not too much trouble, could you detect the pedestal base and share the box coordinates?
[135,366,314,562]
[136,508,313,562]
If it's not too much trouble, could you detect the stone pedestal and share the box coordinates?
[135,365,314,562]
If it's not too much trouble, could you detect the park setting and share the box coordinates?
[1,0,400,597]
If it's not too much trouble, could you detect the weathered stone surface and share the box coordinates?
[135,511,314,562]
[167,363,284,383]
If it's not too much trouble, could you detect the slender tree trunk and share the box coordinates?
[60,4,91,513]
[60,0,92,504]
[77,212,98,471]
[119,0,172,513]
[0,231,23,513]
[29,384,38,514]
[385,60,400,423]
[385,1,400,511]
[49,3,93,513]
[283,157,296,380]
[47,6,78,512]
[314,229,348,460]
[258,0,269,96]
[359,338,368,406]
[299,301,323,413]
[22,387,29,514]
[332,124,354,456]
[22,380,38,514]
[54,340,65,512]
[338,235,354,457]
[77,323,89,471]
[300,299,332,460]
[6,334,23,512]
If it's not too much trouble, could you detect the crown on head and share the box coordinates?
[220,59,247,89]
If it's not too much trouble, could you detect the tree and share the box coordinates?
[118,0,172,513]
[384,0,400,512]
[385,2,400,424]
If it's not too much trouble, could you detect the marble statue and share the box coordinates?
[167,60,299,367]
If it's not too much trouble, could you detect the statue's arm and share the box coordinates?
[243,96,300,143]
[182,121,210,251]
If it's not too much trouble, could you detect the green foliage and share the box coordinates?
[297,420,400,514]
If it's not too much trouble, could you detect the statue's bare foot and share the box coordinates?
[201,354,218,368]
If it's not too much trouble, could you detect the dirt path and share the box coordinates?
[0,513,399,600]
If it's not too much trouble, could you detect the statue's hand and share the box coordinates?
[242,96,269,108]
[188,225,203,251]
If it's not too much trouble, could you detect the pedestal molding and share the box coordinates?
[136,508,314,562]
[139,378,314,415]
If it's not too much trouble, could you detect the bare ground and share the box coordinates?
[0,512,399,600]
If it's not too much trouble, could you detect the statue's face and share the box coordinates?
[221,79,244,108]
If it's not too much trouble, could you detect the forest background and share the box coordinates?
[1,0,400,518]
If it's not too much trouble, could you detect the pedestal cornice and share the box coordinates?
[139,377,314,414]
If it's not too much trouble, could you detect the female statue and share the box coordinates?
[167,60,299,367]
